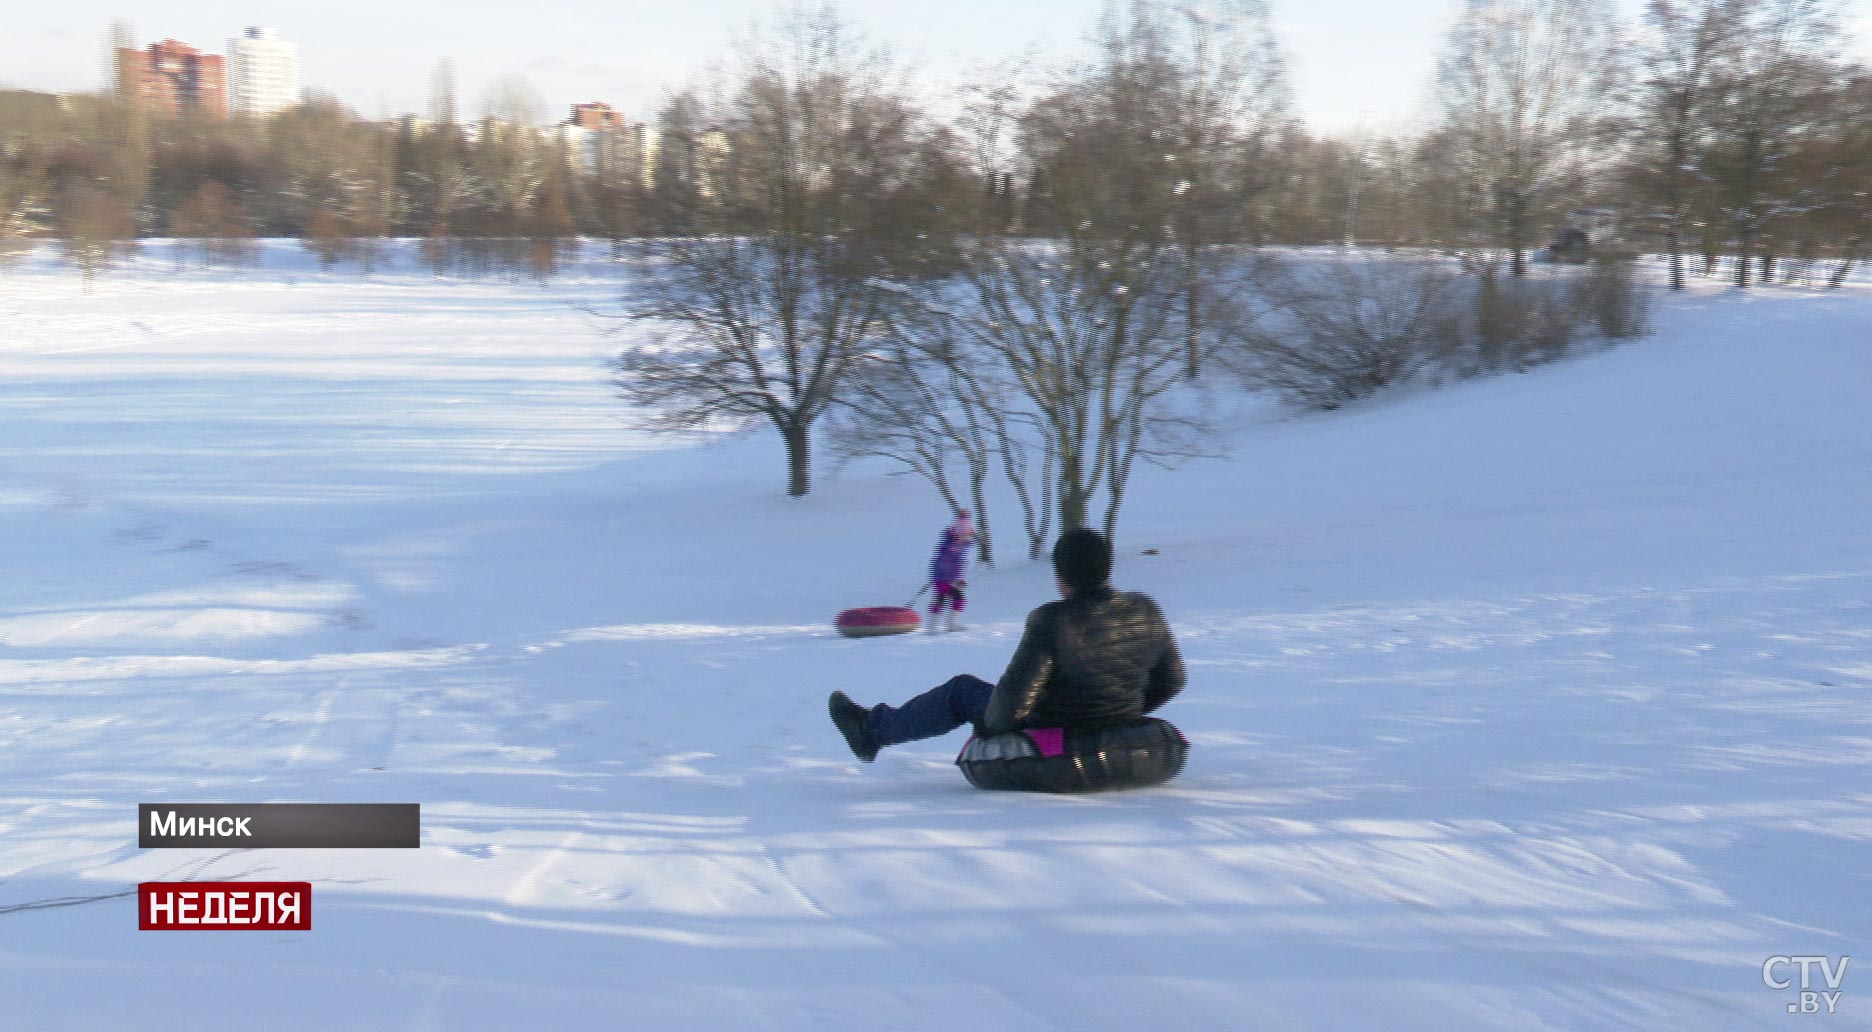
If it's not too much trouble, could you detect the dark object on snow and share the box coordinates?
[836,606,921,638]
[957,718,1189,792]
[828,691,880,761]
[1544,226,1591,264]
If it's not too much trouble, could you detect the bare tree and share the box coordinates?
[1159,0,1291,377]
[171,181,256,268]
[0,150,47,267]
[528,138,576,285]
[927,236,1224,543]
[645,91,710,235]
[613,4,951,497]
[1818,70,1872,286]
[1703,0,1842,286]
[473,74,547,278]
[1435,0,1624,277]
[834,289,1062,564]
[60,183,137,290]
[832,332,999,561]
[99,20,152,229]
[1627,0,1745,289]
[939,3,1264,541]
[414,60,471,276]
[350,122,397,275]
[844,2,1266,544]
[824,75,1058,560]
[302,204,352,269]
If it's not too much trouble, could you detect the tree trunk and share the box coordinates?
[781,417,811,497]
[1734,226,1753,288]
[1061,492,1090,535]
[1667,229,1684,291]
[961,432,993,567]
[969,479,993,568]
[1507,191,1528,279]
[1829,237,1861,289]
[1184,242,1203,379]
[1058,447,1091,534]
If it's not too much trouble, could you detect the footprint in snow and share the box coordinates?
[326,610,374,632]
[443,844,496,860]
[114,522,164,543]
[231,559,320,581]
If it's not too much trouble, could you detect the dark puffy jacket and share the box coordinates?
[981,586,1185,735]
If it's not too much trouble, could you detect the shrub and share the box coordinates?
[1575,251,1653,340]
[1238,254,1467,409]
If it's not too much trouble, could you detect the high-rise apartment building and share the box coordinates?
[556,104,660,190]
[227,27,301,117]
[567,102,626,131]
[117,40,228,118]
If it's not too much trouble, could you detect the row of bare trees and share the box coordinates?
[1419,0,1869,288]
[614,0,1866,547]
[3,1,1865,289]
[1623,0,1871,288]
[0,60,593,282]
[615,0,1290,558]
[2,1,1865,542]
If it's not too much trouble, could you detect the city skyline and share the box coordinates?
[4,0,1870,134]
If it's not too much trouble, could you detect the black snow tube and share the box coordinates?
[956,718,1189,793]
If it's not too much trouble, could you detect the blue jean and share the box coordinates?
[865,674,995,747]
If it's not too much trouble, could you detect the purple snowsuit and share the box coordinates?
[929,522,974,614]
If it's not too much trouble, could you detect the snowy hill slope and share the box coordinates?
[0,242,1868,1029]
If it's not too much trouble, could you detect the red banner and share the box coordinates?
[138,882,312,931]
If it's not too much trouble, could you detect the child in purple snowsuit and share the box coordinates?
[928,511,976,633]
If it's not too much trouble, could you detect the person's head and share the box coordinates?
[947,509,975,543]
[1052,527,1112,596]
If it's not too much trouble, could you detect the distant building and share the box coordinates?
[665,126,731,200]
[554,104,659,189]
[227,27,301,117]
[566,102,625,131]
[462,117,527,145]
[117,40,228,118]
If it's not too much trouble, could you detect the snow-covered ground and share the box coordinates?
[1,241,1868,1029]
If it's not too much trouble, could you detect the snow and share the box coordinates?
[2,240,1869,1029]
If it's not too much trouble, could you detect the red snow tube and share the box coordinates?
[835,606,922,638]
[957,718,1189,793]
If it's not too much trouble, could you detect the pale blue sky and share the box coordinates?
[4,0,1869,133]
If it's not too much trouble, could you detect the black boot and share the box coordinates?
[828,691,880,762]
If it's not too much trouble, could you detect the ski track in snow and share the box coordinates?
[0,241,1868,1029]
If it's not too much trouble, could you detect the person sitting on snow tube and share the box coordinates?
[828,527,1187,791]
